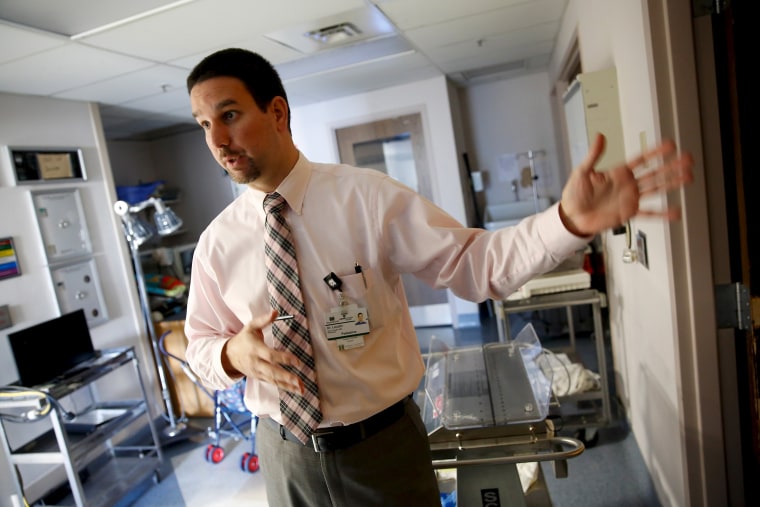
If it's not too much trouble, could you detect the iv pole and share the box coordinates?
[518,150,545,214]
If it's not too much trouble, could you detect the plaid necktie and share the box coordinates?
[263,192,322,443]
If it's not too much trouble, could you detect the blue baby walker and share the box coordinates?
[158,331,260,473]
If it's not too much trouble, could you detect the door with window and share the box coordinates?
[335,113,452,327]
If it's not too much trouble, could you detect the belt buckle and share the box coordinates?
[311,430,333,452]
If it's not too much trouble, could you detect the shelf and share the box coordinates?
[5,146,87,185]
[0,346,163,507]
[42,348,135,399]
[12,401,147,463]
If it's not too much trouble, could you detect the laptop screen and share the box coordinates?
[8,309,96,387]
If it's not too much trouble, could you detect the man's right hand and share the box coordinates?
[221,310,305,395]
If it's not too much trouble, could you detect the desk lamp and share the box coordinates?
[114,197,188,441]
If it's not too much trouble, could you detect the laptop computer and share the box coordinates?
[8,309,98,388]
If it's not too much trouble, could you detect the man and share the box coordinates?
[184,48,693,506]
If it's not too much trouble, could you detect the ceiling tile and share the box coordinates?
[169,36,304,69]
[119,87,192,114]
[0,43,152,95]
[54,64,190,104]
[403,0,566,49]
[0,22,68,64]
[420,23,559,66]
[376,0,542,29]
[437,41,556,74]
[76,0,370,63]
[0,0,184,36]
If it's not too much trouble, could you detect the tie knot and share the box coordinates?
[264,192,287,215]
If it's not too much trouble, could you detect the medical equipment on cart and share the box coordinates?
[158,331,260,473]
[417,324,584,507]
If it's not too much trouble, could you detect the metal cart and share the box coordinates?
[493,289,613,446]
[418,325,585,507]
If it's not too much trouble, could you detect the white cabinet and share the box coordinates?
[29,188,108,326]
[31,189,92,263]
[563,67,625,172]
[50,260,109,326]
[0,347,163,506]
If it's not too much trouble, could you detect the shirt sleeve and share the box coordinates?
[375,178,590,302]
[184,239,245,391]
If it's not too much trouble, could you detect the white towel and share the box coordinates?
[542,352,601,396]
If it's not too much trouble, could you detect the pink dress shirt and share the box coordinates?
[184,153,588,427]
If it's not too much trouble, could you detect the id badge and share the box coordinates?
[324,304,370,350]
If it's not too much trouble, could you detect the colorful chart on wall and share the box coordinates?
[0,237,21,280]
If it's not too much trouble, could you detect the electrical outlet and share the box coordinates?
[636,230,649,269]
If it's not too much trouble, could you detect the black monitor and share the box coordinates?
[8,309,97,387]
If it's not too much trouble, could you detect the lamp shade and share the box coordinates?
[153,200,183,236]
[114,200,153,246]
[124,214,154,246]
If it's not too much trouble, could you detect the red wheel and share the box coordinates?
[205,444,225,463]
[210,446,225,463]
[246,454,260,473]
[241,452,260,473]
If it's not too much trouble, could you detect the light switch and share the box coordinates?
[636,230,649,269]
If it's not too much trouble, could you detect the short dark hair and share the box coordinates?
[187,48,291,130]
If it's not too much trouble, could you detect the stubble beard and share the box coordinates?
[226,156,260,185]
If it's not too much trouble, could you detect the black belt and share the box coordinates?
[268,396,408,453]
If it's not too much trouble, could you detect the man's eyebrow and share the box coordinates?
[214,98,237,110]
[192,98,238,118]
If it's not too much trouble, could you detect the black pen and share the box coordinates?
[355,262,367,288]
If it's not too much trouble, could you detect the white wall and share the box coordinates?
[0,92,158,501]
[458,71,562,208]
[551,2,688,505]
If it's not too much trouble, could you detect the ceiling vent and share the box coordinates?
[305,22,362,45]
[264,6,394,55]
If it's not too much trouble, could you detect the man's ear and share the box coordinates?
[270,96,289,131]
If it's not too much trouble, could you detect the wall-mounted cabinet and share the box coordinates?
[51,259,109,326]
[563,67,625,172]
[30,188,108,326]
[31,189,92,264]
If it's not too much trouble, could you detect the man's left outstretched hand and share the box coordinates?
[559,133,694,237]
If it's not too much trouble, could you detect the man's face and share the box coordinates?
[190,76,281,187]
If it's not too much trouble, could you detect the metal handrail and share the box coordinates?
[431,435,584,469]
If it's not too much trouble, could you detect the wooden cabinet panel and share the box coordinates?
[155,319,215,418]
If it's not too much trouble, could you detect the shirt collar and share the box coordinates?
[276,152,310,215]
[249,151,311,215]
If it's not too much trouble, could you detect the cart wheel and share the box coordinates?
[205,444,225,463]
[241,452,260,473]
[574,428,600,448]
